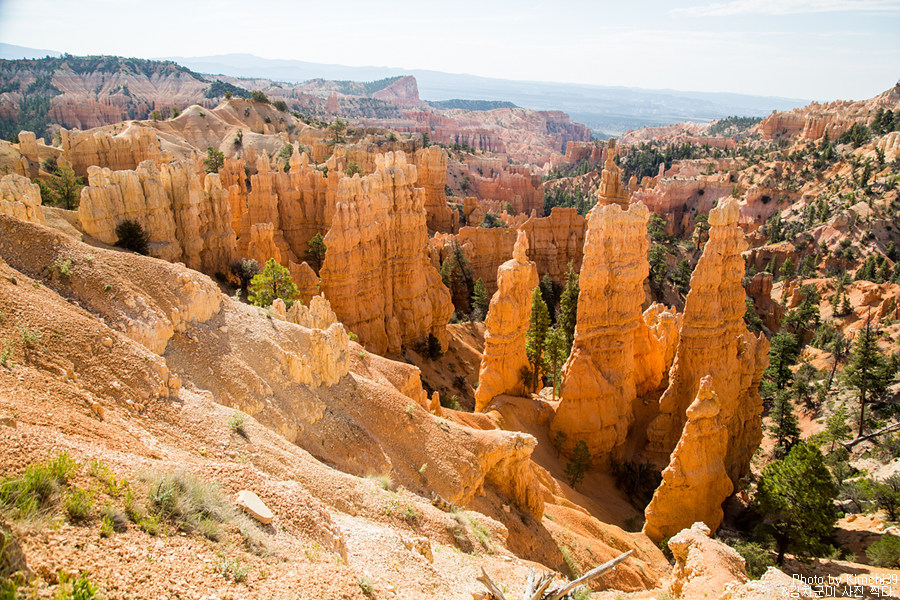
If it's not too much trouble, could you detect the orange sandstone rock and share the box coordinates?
[474,230,539,412]
[596,139,628,208]
[414,145,456,232]
[78,160,235,274]
[667,522,748,599]
[643,376,733,543]
[645,199,769,485]
[521,207,585,284]
[61,124,161,177]
[549,200,651,457]
[319,151,452,355]
[0,174,45,225]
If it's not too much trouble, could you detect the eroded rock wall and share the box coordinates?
[319,151,453,355]
[61,125,161,177]
[78,160,236,274]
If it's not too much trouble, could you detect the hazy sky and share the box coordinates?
[1,0,898,101]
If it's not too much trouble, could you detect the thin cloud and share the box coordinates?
[672,0,900,16]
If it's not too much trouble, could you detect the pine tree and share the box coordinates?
[820,404,852,453]
[525,286,551,392]
[778,256,796,281]
[543,326,567,400]
[249,258,299,308]
[539,273,560,322]
[845,314,898,438]
[304,232,327,275]
[471,278,489,321]
[792,360,818,411]
[754,443,838,565]
[565,440,591,487]
[557,262,579,353]
[765,332,800,392]
[769,390,800,459]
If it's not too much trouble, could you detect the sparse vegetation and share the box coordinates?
[228,411,248,435]
[248,258,299,308]
[114,219,150,255]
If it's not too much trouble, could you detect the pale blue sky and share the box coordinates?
[0,0,898,101]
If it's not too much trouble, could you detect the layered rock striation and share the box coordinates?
[78,159,235,274]
[474,230,539,412]
[643,377,733,543]
[319,151,452,355]
[61,125,161,177]
[645,199,769,484]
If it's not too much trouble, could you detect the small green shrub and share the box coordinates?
[63,488,93,523]
[144,470,234,538]
[99,516,114,538]
[49,258,72,278]
[0,451,77,519]
[560,544,579,578]
[367,474,393,491]
[228,411,248,435]
[728,539,773,579]
[138,514,159,536]
[867,533,900,567]
[114,220,150,255]
[358,576,374,596]
[53,570,100,600]
[216,555,249,583]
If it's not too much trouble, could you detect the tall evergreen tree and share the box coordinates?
[525,286,551,391]
[304,232,327,275]
[539,273,560,322]
[471,277,490,321]
[845,314,898,438]
[764,331,800,394]
[557,262,580,352]
[543,326,567,400]
[769,390,801,459]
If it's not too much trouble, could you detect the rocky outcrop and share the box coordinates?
[233,151,340,267]
[631,179,734,239]
[760,86,900,141]
[414,146,456,232]
[61,125,161,177]
[646,199,769,484]
[78,159,236,274]
[521,207,585,283]
[452,226,517,295]
[319,151,452,355]
[745,272,784,331]
[289,260,320,307]
[474,231,539,412]
[643,377,733,543]
[467,162,543,216]
[549,199,654,457]
[0,174,45,224]
[668,522,748,599]
[596,139,628,208]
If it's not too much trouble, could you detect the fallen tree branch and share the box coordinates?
[476,549,633,600]
[546,550,633,600]
[843,420,900,449]
[477,567,509,600]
